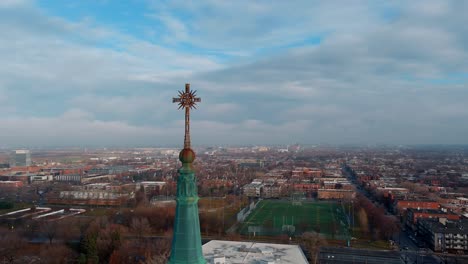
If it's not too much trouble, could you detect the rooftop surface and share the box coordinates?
[202,240,308,264]
[420,219,468,234]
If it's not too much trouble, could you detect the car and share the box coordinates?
[403,246,409,250]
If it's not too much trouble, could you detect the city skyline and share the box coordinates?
[1,0,468,147]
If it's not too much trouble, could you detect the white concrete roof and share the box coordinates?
[203,240,308,264]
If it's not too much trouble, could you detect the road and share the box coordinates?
[343,166,443,264]
[395,231,442,264]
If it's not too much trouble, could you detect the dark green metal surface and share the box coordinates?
[168,151,206,264]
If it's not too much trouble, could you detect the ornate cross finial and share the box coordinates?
[173,83,201,149]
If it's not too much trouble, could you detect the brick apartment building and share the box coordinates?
[243,182,263,197]
[397,200,440,212]
[0,181,23,188]
[406,208,460,230]
[418,218,468,253]
[263,185,281,198]
[317,189,356,200]
[293,183,320,192]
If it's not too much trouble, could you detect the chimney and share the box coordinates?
[439,217,447,226]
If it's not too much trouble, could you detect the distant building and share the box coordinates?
[49,190,128,206]
[262,184,281,198]
[203,240,308,264]
[237,159,264,168]
[317,189,356,200]
[418,218,468,253]
[0,181,23,188]
[406,208,460,230]
[9,150,31,167]
[135,181,166,196]
[54,174,82,183]
[243,182,263,197]
[293,183,320,192]
[396,200,440,212]
[29,174,53,183]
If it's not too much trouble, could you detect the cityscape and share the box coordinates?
[1,1,468,264]
[1,145,467,263]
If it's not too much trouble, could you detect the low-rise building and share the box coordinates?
[135,181,166,191]
[396,200,440,212]
[0,180,23,188]
[54,174,82,183]
[243,182,263,197]
[48,190,129,206]
[406,208,460,230]
[29,174,53,183]
[317,189,356,200]
[262,185,281,198]
[293,183,320,192]
[418,218,468,253]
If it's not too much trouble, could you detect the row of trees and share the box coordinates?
[354,194,400,240]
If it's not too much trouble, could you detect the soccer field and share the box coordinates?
[238,200,349,239]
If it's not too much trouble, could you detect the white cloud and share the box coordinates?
[0,112,166,147]
[1,0,467,146]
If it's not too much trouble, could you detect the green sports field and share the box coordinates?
[238,200,349,239]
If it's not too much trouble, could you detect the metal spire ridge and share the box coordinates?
[168,83,205,264]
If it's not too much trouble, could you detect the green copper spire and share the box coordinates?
[168,84,205,264]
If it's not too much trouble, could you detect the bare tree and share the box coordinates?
[300,232,327,264]
[39,244,76,264]
[131,217,152,239]
[0,231,26,263]
[41,221,59,245]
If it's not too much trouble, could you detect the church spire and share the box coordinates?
[168,83,205,264]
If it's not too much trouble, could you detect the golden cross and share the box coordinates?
[173,83,201,149]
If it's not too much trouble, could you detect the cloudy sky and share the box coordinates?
[1,0,467,147]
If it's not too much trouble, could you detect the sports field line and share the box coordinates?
[315,206,319,227]
[245,201,266,225]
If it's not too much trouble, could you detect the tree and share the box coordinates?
[41,220,58,245]
[357,208,369,237]
[0,231,26,263]
[301,232,327,264]
[96,224,123,263]
[80,232,99,264]
[39,244,76,264]
[130,217,152,239]
[135,186,148,207]
[380,215,400,240]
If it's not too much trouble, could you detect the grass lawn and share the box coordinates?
[238,200,350,239]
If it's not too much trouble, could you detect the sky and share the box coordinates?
[1,0,468,147]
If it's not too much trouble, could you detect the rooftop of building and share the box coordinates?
[407,208,456,214]
[397,199,438,203]
[419,218,468,234]
[202,240,308,264]
[14,150,30,154]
